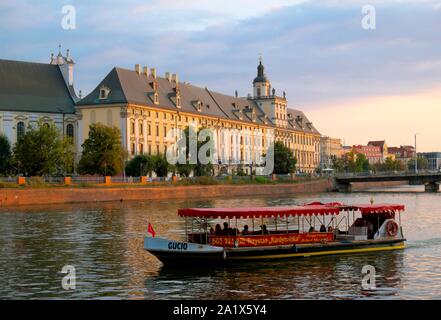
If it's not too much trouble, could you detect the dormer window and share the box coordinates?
[154,92,159,104]
[99,86,110,100]
[176,96,181,108]
[197,102,202,112]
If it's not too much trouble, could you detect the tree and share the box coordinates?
[407,157,429,171]
[175,126,214,177]
[346,151,370,173]
[373,157,405,172]
[151,154,170,177]
[125,155,155,177]
[13,121,74,176]
[273,141,297,174]
[78,124,126,176]
[0,134,12,175]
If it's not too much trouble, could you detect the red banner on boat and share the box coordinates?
[209,233,334,247]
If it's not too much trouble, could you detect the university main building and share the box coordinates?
[0,49,321,174]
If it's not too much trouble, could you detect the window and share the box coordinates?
[148,125,151,136]
[156,126,159,136]
[139,123,143,135]
[17,121,25,140]
[257,88,261,97]
[164,126,167,137]
[139,144,144,154]
[131,122,135,135]
[107,110,113,125]
[154,93,159,104]
[99,86,110,99]
[90,111,96,124]
[131,143,135,155]
[66,124,74,140]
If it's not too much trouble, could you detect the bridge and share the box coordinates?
[334,171,441,192]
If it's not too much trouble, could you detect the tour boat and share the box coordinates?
[144,202,406,264]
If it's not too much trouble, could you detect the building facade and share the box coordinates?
[352,145,383,164]
[0,48,78,150]
[77,60,322,174]
[420,152,441,170]
[320,136,343,170]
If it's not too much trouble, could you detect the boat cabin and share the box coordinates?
[177,203,404,248]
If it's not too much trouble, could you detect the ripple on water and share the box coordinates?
[0,191,441,299]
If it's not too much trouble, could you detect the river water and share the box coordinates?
[0,185,440,300]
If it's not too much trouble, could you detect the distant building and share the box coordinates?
[388,145,415,162]
[353,145,383,164]
[320,136,343,169]
[368,140,391,160]
[419,152,441,170]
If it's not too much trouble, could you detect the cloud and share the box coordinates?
[1,0,441,149]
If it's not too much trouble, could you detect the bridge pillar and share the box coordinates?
[425,182,439,193]
[336,182,352,193]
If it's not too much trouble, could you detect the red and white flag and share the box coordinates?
[147,223,156,238]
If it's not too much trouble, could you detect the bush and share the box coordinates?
[254,176,268,184]
[26,176,46,187]
[0,182,18,188]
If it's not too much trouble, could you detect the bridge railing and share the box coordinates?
[335,169,440,179]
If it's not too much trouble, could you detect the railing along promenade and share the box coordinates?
[0,173,313,187]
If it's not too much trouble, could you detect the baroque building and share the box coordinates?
[76,59,321,174]
[0,47,78,149]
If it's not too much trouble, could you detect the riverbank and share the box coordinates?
[0,179,333,207]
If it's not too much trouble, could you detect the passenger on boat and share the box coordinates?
[215,224,223,235]
[222,222,236,235]
[309,226,315,232]
[260,225,269,235]
[320,224,327,232]
[209,227,215,235]
[327,226,334,233]
[242,225,251,235]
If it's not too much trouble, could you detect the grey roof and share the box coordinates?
[0,59,76,114]
[78,67,272,126]
[287,108,321,135]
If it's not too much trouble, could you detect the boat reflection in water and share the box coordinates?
[144,250,405,299]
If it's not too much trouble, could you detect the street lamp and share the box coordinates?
[414,133,419,174]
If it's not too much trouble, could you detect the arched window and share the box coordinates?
[66,124,74,139]
[17,121,25,140]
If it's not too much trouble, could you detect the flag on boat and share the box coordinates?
[147,223,156,238]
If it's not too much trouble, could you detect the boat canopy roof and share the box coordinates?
[178,203,405,219]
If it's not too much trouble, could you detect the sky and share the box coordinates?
[1,0,440,151]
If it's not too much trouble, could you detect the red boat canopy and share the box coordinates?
[341,204,405,214]
[178,203,405,219]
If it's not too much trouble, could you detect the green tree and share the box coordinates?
[273,141,297,174]
[0,134,12,175]
[125,155,155,176]
[346,151,370,173]
[78,124,126,176]
[13,121,74,176]
[373,157,406,172]
[175,126,214,177]
[407,157,429,171]
[151,154,170,177]
[331,155,347,173]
